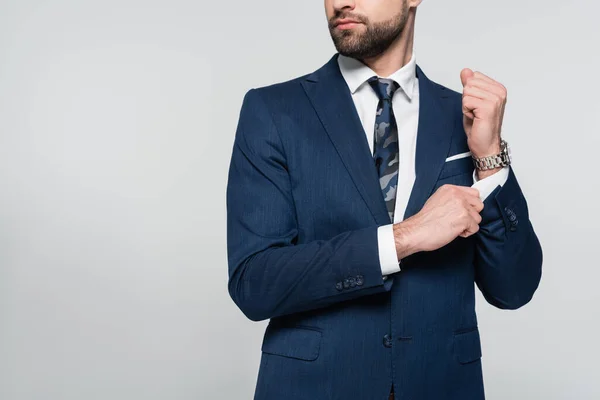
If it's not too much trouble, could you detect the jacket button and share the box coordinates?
[510,225,518,232]
[356,275,364,286]
[335,282,343,291]
[508,214,517,222]
[343,279,350,289]
[383,334,392,348]
[349,277,356,288]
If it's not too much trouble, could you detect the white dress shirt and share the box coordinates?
[337,51,509,277]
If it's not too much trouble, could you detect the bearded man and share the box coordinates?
[226,1,543,399]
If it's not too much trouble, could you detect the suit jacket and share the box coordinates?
[226,53,543,400]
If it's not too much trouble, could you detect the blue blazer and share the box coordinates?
[226,53,543,400]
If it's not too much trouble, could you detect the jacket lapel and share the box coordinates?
[301,54,391,226]
[301,54,455,226]
[403,65,454,220]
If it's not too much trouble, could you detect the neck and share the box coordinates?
[359,9,416,77]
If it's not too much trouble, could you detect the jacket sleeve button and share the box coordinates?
[383,334,393,348]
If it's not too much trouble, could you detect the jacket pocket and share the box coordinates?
[439,155,474,180]
[453,327,482,364]
[261,325,322,361]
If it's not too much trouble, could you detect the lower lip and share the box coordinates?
[336,22,360,30]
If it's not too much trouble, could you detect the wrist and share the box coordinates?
[469,137,501,159]
[393,220,421,260]
[470,145,501,159]
[472,139,511,177]
[476,166,502,180]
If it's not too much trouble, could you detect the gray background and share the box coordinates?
[0,0,598,399]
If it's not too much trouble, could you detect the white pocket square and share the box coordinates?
[445,151,472,162]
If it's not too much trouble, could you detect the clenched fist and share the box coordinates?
[393,184,484,260]
[461,68,507,160]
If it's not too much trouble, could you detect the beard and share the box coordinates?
[328,7,409,60]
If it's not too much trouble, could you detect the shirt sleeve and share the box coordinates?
[472,166,510,201]
[377,224,400,278]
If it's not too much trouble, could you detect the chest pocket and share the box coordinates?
[433,155,475,191]
[439,154,474,179]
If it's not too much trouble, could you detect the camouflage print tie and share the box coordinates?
[367,76,400,223]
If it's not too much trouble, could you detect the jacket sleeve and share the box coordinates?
[226,88,393,322]
[475,166,543,309]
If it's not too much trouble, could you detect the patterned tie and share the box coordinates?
[367,76,400,223]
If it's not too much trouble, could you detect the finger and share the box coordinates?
[455,186,480,198]
[464,193,484,212]
[460,68,474,87]
[469,208,483,225]
[473,199,485,213]
[462,96,486,116]
[459,222,479,238]
[473,71,496,84]
[463,85,502,103]
[459,198,483,220]
[465,78,506,99]
[466,218,481,235]
[462,95,474,117]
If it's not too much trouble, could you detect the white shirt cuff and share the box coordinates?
[472,166,510,201]
[377,224,401,277]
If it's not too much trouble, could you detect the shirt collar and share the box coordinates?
[337,51,417,100]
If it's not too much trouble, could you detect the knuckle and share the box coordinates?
[446,186,458,197]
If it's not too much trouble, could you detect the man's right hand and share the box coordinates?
[393,184,484,260]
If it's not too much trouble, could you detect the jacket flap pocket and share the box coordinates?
[439,154,474,180]
[261,325,322,361]
[453,327,482,364]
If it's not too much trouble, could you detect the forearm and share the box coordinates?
[228,225,393,321]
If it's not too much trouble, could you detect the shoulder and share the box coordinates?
[241,54,336,108]
[429,78,462,102]
[242,73,310,108]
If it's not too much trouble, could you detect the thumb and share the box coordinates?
[460,68,473,87]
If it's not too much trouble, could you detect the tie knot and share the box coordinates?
[367,76,400,101]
